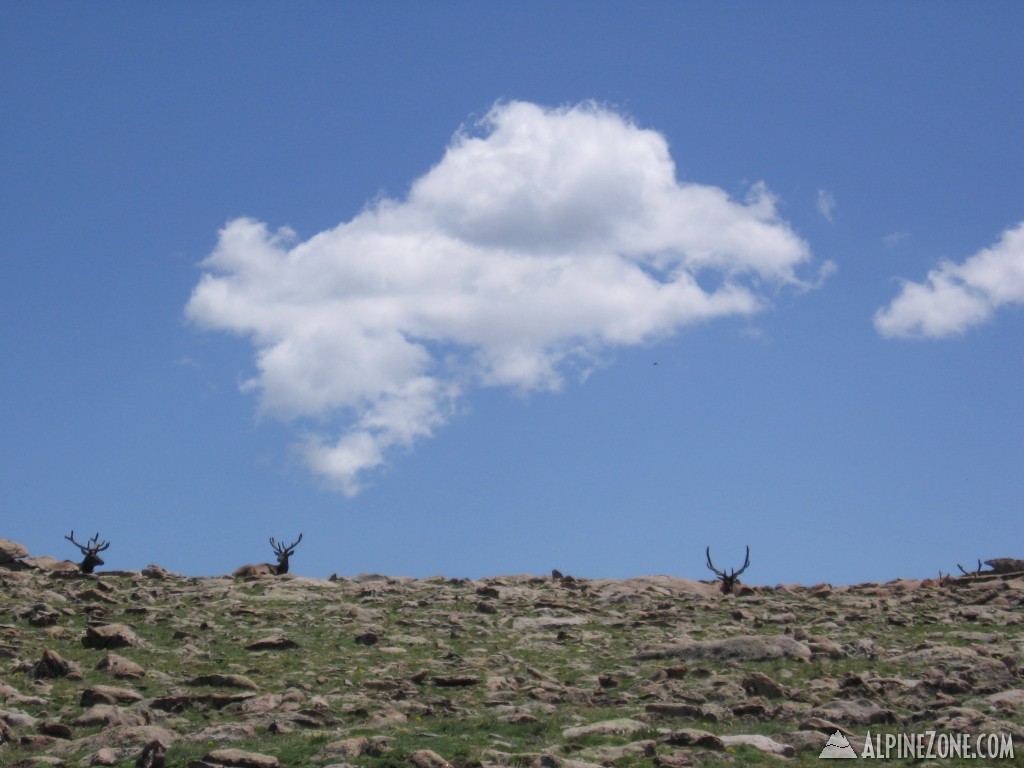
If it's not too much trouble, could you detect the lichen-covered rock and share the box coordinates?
[636,634,812,662]
[562,718,648,739]
[96,653,146,679]
[410,749,453,768]
[0,538,29,564]
[202,748,280,767]
[83,624,145,650]
[719,733,795,756]
[34,648,83,680]
[245,635,298,651]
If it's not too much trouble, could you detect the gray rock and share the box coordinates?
[637,634,812,662]
[202,748,280,768]
[719,734,795,756]
[188,673,259,690]
[185,724,257,743]
[985,558,1024,574]
[97,653,146,679]
[83,624,145,650]
[135,738,167,768]
[34,648,83,680]
[246,635,298,650]
[80,685,144,706]
[562,718,648,739]
[811,698,896,725]
[410,750,452,768]
[0,538,28,564]
[741,671,786,698]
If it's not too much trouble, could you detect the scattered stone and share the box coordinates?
[562,718,648,739]
[985,558,1024,574]
[38,721,73,739]
[410,749,453,768]
[663,728,725,750]
[645,702,708,719]
[637,634,812,661]
[246,635,298,651]
[316,736,390,760]
[4,560,1024,768]
[90,747,121,765]
[80,685,144,706]
[34,648,83,679]
[97,653,146,679]
[141,564,176,579]
[512,615,589,630]
[0,538,29,564]
[719,734,795,756]
[82,624,144,649]
[135,739,167,768]
[201,748,280,768]
[811,698,897,725]
[185,724,257,743]
[431,674,481,687]
[741,671,786,698]
[188,673,259,690]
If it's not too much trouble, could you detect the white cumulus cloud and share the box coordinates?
[186,100,819,494]
[874,221,1024,339]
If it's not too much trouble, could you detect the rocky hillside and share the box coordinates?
[1,540,1023,767]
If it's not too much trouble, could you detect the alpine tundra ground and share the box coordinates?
[2,553,1023,767]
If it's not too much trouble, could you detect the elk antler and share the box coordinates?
[957,559,983,578]
[65,531,110,554]
[705,545,750,594]
[270,533,303,555]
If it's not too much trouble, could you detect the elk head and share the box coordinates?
[270,533,302,575]
[705,545,750,595]
[65,531,110,574]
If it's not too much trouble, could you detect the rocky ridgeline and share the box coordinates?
[1,537,1023,767]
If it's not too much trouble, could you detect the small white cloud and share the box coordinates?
[883,231,911,247]
[186,100,823,494]
[817,190,836,223]
[874,221,1024,338]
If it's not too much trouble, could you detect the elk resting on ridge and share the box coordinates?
[65,531,110,574]
[233,533,303,577]
[706,545,750,594]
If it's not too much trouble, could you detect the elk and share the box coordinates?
[705,545,750,595]
[233,533,303,578]
[65,531,110,574]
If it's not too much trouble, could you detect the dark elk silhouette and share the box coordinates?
[705,545,751,594]
[65,531,110,574]
[233,534,303,577]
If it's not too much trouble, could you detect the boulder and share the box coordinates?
[742,671,786,698]
[719,734,795,756]
[985,558,1024,574]
[246,635,298,651]
[637,634,812,662]
[188,673,259,690]
[562,718,648,739]
[34,648,83,680]
[83,624,145,650]
[97,653,146,679]
[201,748,280,768]
[0,538,28,564]
[410,749,453,768]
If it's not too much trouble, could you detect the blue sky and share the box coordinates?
[3,3,1021,585]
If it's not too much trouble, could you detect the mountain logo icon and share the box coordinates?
[819,730,858,759]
